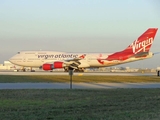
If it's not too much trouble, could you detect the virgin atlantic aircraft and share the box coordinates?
[9,28,158,72]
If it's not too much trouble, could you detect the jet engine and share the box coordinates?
[42,62,65,70]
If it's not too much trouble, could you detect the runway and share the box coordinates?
[0,71,158,89]
[0,71,156,76]
[0,83,160,89]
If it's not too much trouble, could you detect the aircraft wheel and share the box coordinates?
[31,70,35,72]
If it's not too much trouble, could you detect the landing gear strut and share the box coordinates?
[64,67,69,72]
[30,67,35,72]
[22,67,26,72]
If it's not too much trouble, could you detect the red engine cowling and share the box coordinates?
[42,62,64,70]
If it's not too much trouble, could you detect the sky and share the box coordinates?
[0,0,160,68]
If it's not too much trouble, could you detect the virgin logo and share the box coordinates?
[131,37,153,54]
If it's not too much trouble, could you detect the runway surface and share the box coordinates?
[0,71,156,76]
[0,83,160,89]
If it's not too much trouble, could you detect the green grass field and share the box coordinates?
[0,75,160,83]
[1,75,160,119]
[0,89,160,120]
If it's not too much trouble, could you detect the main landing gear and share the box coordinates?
[30,67,35,72]
[64,67,84,72]
[20,67,35,72]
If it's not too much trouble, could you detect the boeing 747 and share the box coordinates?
[9,28,158,72]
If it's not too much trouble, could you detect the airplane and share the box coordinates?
[9,28,158,72]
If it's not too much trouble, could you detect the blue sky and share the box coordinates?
[0,0,160,68]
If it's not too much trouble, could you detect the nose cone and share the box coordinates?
[9,56,15,64]
[9,55,20,65]
[9,52,23,66]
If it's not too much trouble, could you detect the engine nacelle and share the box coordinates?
[42,62,64,70]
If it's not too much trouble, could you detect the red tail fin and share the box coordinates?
[124,28,158,54]
[107,28,158,61]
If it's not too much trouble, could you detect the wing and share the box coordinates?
[63,54,87,69]
[42,54,88,70]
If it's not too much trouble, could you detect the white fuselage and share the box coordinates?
[9,51,153,69]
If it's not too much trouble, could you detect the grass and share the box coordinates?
[0,75,160,83]
[0,75,160,119]
[0,89,160,120]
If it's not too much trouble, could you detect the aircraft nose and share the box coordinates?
[9,57,15,64]
[9,57,16,64]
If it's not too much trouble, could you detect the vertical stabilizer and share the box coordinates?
[107,28,158,61]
